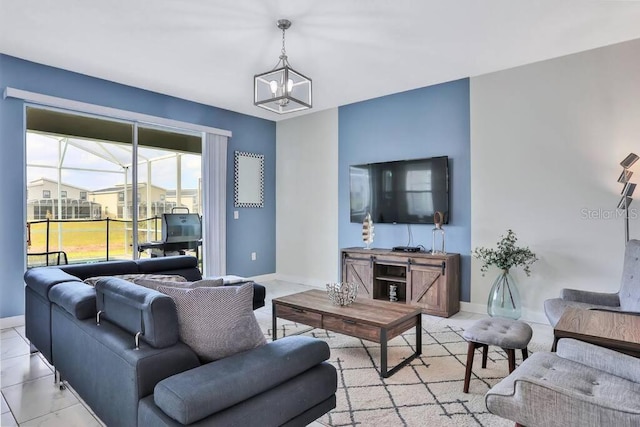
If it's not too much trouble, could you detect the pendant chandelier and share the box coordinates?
[254,19,312,114]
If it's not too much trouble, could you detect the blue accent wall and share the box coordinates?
[338,78,471,301]
[0,54,276,317]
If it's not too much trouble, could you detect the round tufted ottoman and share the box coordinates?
[462,317,533,393]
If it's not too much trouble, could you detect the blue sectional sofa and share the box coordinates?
[23,256,337,426]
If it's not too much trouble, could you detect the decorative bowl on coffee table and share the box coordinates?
[326,282,358,306]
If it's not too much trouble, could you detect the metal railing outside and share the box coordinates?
[26,216,162,267]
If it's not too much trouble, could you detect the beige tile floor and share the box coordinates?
[0,280,553,426]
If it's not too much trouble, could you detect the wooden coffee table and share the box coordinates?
[272,290,422,378]
[553,307,640,357]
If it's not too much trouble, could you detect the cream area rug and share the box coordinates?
[256,312,548,427]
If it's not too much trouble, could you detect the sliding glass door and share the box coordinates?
[25,107,202,267]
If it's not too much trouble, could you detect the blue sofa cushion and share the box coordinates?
[84,273,188,287]
[137,256,202,281]
[59,260,139,280]
[153,336,332,424]
[49,281,96,320]
[24,268,82,299]
[95,277,179,348]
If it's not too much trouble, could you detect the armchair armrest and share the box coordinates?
[556,338,640,383]
[486,351,640,426]
[153,336,333,424]
[489,375,640,426]
[560,288,620,306]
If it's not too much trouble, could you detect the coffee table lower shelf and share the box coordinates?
[272,291,422,378]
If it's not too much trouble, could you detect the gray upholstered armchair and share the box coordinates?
[485,338,640,426]
[544,239,640,326]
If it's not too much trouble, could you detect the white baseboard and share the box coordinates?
[248,273,278,283]
[272,274,326,289]
[0,315,25,329]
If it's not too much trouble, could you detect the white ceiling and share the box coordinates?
[2,1,640,122]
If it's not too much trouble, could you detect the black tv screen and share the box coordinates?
[349,156,449,224]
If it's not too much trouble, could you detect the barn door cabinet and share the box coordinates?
[341,248,460,317]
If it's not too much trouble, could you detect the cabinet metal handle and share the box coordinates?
[343,319,356,325]
[293,308,304,313]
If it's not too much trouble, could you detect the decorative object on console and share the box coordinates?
[389,284,398,302]
[326,282,358,306]
[474,230,538,320]
[618,152,638,243]
[362,212,375,249]
[253,19,312,114]
[431,211,445,254]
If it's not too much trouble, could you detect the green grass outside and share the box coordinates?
[28,219,162,265]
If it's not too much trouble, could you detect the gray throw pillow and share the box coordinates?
[84,273,187,287]
[134,277,223,291]
[157,282,266,362]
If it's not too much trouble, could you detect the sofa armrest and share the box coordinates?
[48,281,96,320]
[560,288,620,306]
[154,336,330,425]
[556,338,640,383]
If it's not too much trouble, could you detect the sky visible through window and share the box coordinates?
[27,133,201,192]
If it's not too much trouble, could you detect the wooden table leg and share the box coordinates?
[272,301,278,341]
[380,313,422,378]
[380,328,388,378]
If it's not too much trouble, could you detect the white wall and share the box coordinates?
[276,109,339,286]
[470,39,640,322]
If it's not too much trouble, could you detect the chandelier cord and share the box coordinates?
[281,27,287,57]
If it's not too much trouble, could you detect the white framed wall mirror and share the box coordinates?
[234,151,264,208]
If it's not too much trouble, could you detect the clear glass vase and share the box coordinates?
[487,269,522,320]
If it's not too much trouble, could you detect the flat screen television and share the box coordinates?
[349,156,449,224]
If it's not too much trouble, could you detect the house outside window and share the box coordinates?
[43,190,50,199]
[118,192,124,202]
[61,190,67,198]
[80,191,87,201]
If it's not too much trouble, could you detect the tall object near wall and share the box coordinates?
[362,213,374,249]
[431,211,445,254]
[618,153,638,243]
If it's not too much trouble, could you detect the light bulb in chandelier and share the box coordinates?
[269,80,278,95]
[268,79,294,97]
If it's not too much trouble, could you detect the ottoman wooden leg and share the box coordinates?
[504,348,516,373]
[463,341,476,393]
[481,344,488,368]
[522,348,529,360]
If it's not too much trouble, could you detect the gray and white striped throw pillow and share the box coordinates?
[158,282,266,361]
